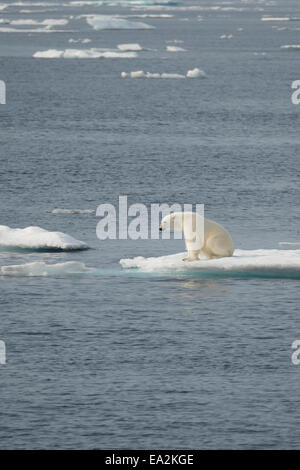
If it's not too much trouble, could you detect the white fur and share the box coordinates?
[160,212,234,261]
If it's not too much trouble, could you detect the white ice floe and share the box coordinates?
[261,17,291,22]
[146,72,161,79]
[33,48,137,58]
[0,27,72,33]
[69,38,91,44]
[186,68,206,78]
[10,18,69,27]
[0,225,88,251]
[122,68,206,79]
[220,34,233,39]
[33,49,63,58]
[131,70,145,78]
[166,45,186,52]
[281,45,300,50]
[117,43,142,51]
[120,249,300,278]
[1,261,94,277]
[52,208,94,214]
[86,15,155,30]
[127,14,173,19]
[161,73,185,79]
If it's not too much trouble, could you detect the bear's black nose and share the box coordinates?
[159,227,162,231]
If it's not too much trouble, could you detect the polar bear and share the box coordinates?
[159,212,234,261]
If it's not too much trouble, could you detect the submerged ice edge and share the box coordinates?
[1,261,95,277]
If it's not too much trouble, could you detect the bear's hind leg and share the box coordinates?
[206,235,234,259]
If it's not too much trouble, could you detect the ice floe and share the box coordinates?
[117,43,142,51]
[0,27,73,33]
[186,68,206,78]
[86,15,155,30]
[166,45,186,52]
[261,17,291,22]
[33,48,137,58]
[281,45,300,50]
[0,225,88,251]
[68,38,91,44]
[120,249,300,279]
[220,34,233,39]
[1,261,94,277]
[10,19,69,27]
[121,68,206,79]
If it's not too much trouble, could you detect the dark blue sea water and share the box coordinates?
[0,0,300,449]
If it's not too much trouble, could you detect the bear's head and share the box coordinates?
[159,212,184,232]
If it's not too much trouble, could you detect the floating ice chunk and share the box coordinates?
[161,73,185,79]
[130,70,145,78]
[10,18,69,27]
[52,208,94,214]
[186,68,206,78]
[1,261,94,277]
[0,4,7,10]
[33,49,63,58]
[117,43,142,51]
[87,15,155,30]
[220,34,233,39]
[281,45,300,50]
[122,68,206,80]
[120,249,300,279]
[34,49,137,59]
[0,225,88,251]
[0,27,72,33]
[146,72,161,79]
[166,45,186,52]
[69,38,91,44]
[261,17,290,21]
[10,19,40,25]
[128,14,173,19]
[43,19,69,27]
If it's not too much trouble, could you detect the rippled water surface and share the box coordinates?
[0,0,300,449]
